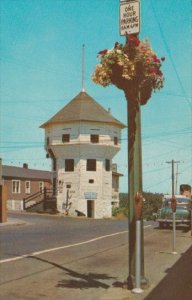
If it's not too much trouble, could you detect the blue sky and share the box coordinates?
[1,0,191,194]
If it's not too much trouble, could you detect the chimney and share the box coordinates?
[23,163,28,169]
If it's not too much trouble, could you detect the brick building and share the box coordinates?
[2,163,52,210]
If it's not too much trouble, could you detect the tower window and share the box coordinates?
[114,136,118,145]
[65,159,74,172]
[90,134,99,143]
[87,159,96,171]
[105,159,110,171]
[89,179,94,184]
[62,134,70,143]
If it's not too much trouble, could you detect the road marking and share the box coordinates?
[0,225,152,264]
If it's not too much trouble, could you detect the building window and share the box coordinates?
[25,181,31,194]
[46,137,50,146]
[39,182,44,193]
[114,136,118,145]
[62,134,70,143]
[65,159,74,172]
[87,159,96,171]
[66,184,71,189]
[90,134,99,143]
[89,179,94,184]
[12,180,20,194]
[52,158,57,171]
[105,159,110,171]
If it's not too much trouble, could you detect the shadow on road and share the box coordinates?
[144,245,192,300]
[29,256,116,290]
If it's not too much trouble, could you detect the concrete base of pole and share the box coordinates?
[127,275,149,290]
[132,288,143,294]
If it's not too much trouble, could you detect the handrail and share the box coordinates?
[23,187,57,210]
[23,192,43,210]
[23,191,43,203]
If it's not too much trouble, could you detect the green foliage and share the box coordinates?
[112,206,128,217]
[118,192,163,220]
[119,193,128,208]
[143,192,163,220]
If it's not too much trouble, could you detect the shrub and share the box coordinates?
[112,206,128,218]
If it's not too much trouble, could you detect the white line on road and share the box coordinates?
[0,225,152,264]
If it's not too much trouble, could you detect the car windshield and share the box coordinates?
[162,197,190,207]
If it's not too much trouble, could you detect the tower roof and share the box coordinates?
[40,91,126,128]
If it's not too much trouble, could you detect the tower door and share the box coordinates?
[87,200,94,218]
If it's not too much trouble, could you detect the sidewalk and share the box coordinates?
[0,217,26,226]
[100,227,192,300]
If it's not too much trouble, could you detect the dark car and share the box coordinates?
[157,195,191,228]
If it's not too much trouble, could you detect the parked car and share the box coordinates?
[156,195,191,228]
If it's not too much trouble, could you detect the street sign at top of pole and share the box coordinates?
[119,0,140,36]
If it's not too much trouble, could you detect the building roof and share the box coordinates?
[40,91,126,128]
[2,165,52,181]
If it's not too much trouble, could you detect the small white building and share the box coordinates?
[40,91,125,218]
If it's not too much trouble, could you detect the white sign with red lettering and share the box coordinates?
[120,1,140,35]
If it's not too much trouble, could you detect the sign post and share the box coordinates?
[171,195,177,254]
[119,0,146,290]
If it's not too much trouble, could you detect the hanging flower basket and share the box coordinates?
[92,36,165,105]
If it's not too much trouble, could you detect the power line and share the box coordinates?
[150,0,192,110]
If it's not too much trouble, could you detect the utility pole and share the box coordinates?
[166,160,180,196]
[166,160,180,254]
[175,163,180,195]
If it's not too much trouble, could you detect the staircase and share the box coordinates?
[23,188,57,213]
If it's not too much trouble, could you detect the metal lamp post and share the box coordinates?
[119,0,146,289]
[126,90,145,289]
[93,0,164,290]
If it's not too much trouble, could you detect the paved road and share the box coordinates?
[0,212,191,300]
[0,212,155,261]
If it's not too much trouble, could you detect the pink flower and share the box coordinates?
[153,56,160,63]
[148,67,156,74]
[157,70,163,77]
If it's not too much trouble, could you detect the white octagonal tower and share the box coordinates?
[40,91,126,218]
